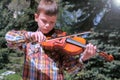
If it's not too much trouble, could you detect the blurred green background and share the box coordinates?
[0,0,120,80]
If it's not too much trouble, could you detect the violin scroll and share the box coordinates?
[99,52,114,62]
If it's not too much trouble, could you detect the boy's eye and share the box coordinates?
[50,22,54,25]
[41,19,55,25]
[42,19,47,24]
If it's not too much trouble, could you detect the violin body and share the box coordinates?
[42,36,86,55]
[60,37,86,55]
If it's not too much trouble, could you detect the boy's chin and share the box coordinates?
[43,29,53,34]
[43,31,49,34]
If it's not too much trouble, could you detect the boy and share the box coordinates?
[5,0,96,80]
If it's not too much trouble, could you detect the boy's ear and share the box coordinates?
[34,13,39,22]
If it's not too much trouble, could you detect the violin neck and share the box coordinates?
[66,38,100,53]
[66,38,86,48]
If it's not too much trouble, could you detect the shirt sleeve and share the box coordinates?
[5,30,28,51]
[62,55,84,75]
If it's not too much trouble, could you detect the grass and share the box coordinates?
[4,74,22,80]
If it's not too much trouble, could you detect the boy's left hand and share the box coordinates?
[79,43,96,62]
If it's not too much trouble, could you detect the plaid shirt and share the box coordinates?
[5,30,83,80]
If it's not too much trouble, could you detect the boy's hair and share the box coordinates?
[37,0,58,16]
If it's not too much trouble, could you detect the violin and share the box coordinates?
[65,37,114,62]
[41,32,114,62]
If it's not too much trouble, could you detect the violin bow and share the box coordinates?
[46,30,92,41]
[67,31,92,37]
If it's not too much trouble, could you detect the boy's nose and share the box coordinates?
[45,23,50,27]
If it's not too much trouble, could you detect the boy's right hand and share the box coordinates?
[29,31,46,42]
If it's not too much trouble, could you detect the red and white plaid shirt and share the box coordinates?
[5,30,82,80]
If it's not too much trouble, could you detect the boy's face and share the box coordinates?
[35,11,57,34]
